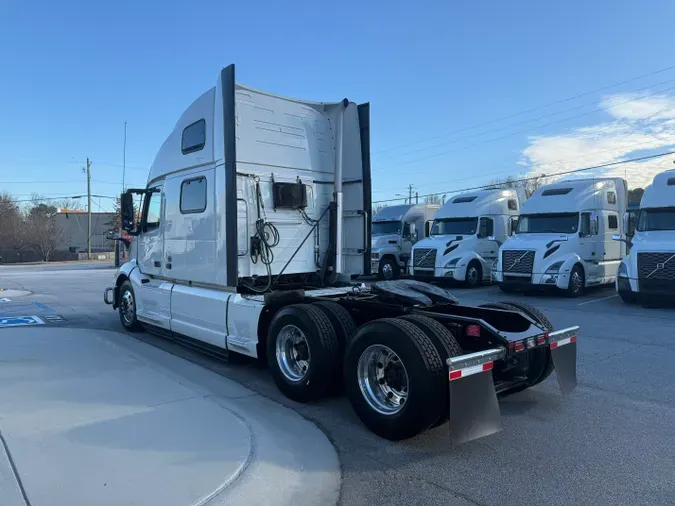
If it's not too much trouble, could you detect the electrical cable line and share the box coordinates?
[373,83,675,173]
[372,150,675,204]
[374,77,675,163]
[372,62,675,156]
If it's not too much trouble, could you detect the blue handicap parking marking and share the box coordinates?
[33,302,55,313]
[0,316,45,327]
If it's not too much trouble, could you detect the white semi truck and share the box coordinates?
[614,169,675,303]
[104,65,579,443]
[409,189,522,286]
[371,203,439,280]
[494,177,627,297]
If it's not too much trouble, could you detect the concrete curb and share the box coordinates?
[0,328,341,506]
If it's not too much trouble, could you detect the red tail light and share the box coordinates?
[514,341,525,352]
[466,325,481,337]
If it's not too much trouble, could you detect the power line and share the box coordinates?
[373,81,675,172]
[372,62,675,156]
[374,77,675,164]
[372,150,675,204]
[373,83,675,173]
[12,194,116,203]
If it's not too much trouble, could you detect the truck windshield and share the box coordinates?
[637,208,675,231]
[431,217,477,236]
[372,221,401,235]
[516,213,579,234]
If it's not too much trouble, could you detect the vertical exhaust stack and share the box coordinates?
[334,99,348,275]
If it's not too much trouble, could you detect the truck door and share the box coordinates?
[476,217,497,262]
[136,184,172,328]
[578,212,602,285]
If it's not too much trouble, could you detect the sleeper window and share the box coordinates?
[180,177,207,214]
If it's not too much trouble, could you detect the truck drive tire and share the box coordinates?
[343,318,445,440]
[378,257,400,280]
[118,280,142,332]
[399,314,462,427]
[267,304,340,403]
[313,301,357,351]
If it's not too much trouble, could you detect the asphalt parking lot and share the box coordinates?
[1,264,674,506]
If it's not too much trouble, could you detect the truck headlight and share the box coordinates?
[618,262,628,278]
[445,257,460,268]
[545,261,564,274]
[372,252,380,260]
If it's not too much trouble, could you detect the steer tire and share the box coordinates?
[498,283,516,293]
[118,280,142,332]
[267,304,340,403]
[344,318,445,440]
[399,314,463,427]
[465,260,482,288]
[378,257,400,280]
[485,301,555,389]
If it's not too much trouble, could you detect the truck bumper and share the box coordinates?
[447,326,578,444]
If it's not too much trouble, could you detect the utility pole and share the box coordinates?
[408,184,414,204]
[86,158,92,260]
[122,121,127,191]
[415,192,419,204]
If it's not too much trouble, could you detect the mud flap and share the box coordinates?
[547,326,579,396]
[448,348,506,445]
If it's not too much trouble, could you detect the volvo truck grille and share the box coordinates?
[638,252,675,293]
[502,250,535,274]
[413,248,437,268]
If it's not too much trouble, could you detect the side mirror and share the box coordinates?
[409,223,417,241]
[121,191,135,232]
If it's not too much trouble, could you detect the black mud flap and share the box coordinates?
[547,326,579,396]
[448,348,506,445]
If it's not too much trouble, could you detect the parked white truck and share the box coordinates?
[104,65,579,443]
[614,169,675,303]
[371,204,439,280]
[409,189,521,287]
[494,177,627,297]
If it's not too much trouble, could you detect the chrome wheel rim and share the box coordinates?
[276,324,310,382]
[120,289,135,326]
[357,344,409,415]
[467,266,479,285]
[571,271,583,293]
[382,262,393,279]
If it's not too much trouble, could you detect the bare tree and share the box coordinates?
[25,202,64,261]
[488,173,549,197]
[424,194,441,205]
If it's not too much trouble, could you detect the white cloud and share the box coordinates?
[520,93,675,189]
[602,94,675,121]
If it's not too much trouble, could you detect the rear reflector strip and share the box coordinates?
[550,336,576,349]
[449,362,493,381]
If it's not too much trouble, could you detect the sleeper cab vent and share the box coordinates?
[273,181,308,209]
[668,177,675,186]
[542,188,573,196]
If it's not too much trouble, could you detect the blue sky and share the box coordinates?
[2,0,675,211]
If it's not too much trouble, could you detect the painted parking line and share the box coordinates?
[578,294,619,306]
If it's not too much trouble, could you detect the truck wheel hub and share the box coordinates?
[357,344,409,415]
[276,324,311,382]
